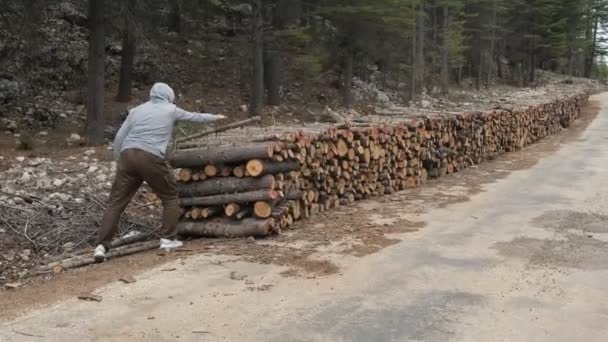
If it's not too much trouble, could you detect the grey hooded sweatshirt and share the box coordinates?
[113,83,221,160]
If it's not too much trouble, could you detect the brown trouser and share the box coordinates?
[96,148,179,250]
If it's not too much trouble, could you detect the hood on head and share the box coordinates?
[149,83,175,103]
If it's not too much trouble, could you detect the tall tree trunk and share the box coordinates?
[265,50,281,106]
[86,0,105,145]
[585,2,599,78]
[342,49,354,108]
[496,55,503,80]
[567,49,574,77]
[409,0,417,101]
[529,43,536,85]
[116,0,136,103]
[486,0,497,87]
[250,0,264,116]
[168,0,181,33]
[440,4,449,95]
[274,0,302,29]
[476,47,483,90]
[416,0,425,93]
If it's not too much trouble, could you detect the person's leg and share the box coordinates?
[137,152,180,241]
[96,152,143,251]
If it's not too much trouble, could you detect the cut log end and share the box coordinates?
[253,201,273,218]
[224,203,241,217]
[178,168,193,182]
[246,159,264,177]
[204,164,219,177]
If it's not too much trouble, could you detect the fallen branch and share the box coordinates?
[176,117,261,144]
[12,329,45,338]
[36,240,160,273]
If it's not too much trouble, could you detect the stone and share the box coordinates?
[63,242,76,250]
[49,193,71,202]
[66,133,82,146]
[84,149,96,156]
[53,178,67,187]
[15,156,25,162]
[27,158,43,167]
[20,172,32,182]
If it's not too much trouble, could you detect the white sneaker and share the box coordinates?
[160,238,183,251]
[94,245,107,263]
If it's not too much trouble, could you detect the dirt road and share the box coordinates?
[2,94,608,341]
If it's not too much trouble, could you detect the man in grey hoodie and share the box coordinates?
[94,83,226,262]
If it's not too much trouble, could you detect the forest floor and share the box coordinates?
[0,93,604,341]
[0,76,604,293]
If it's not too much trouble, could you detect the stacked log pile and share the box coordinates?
[170,92,589,237]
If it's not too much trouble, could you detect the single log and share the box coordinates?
[253,201,273,218]
[246,159,264,177]
[177,168,193,182]
[201,206,222,218]
[170,143,275,168]
[245,160,300,177]
[220,166,233,177]
[235,207,252,220]
[204,164,218,177]
[110,232,151,248]
[336,138,349,157]
[233,165,245,178]
[177,175,275,197]
[177,218,274,238]
[37,241,159,273]
[190,207,202,220]
[178,189,280,207]
[176,116,261,144]
[224,203,241,217]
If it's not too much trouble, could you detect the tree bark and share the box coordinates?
[584,2,599,78]
[342,49,354,108]
[116,0,136,102]
[409,0,417,101]
[416,0,425,93]
[273,0,302,29]
[170,143,275,168]
[177,175,276,197]
[487,0,497,87]
[168,0,181,33]
[178,189,280,207]
[86,0,105,145]
[265,50,281,106]
[250,0,264,115]
[178,218,275,237]
[440,4,449,95]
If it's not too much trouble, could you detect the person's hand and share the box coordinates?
[215,114,227,120]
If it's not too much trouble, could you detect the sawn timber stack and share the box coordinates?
[170,92,589,238]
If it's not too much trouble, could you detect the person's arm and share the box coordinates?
[112,117,133,160]
[174,107,226,123]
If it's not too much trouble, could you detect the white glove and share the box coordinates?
[215,114,227,120]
